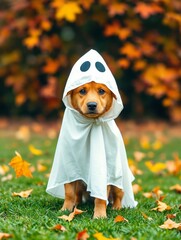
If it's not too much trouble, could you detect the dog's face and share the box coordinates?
[68,81,115,118]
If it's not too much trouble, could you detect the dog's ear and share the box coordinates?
[112,92,117,100]
[66,90,73,96]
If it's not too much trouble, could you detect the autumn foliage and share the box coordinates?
[0,0,180,121]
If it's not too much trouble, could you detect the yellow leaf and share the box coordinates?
[0,165,9,175]
[55,2,82,22]
[29,145,43,156]
[139,136,150,149]
[159,218,181,230]
[152,140,163,150]
[145,161,166,173]
[9,151,33,178]
[12,189,33,198]
[93,232,119,240]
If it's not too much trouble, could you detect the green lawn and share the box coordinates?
[0,122,180,240]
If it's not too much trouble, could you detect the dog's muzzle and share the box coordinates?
[87,102,97,112]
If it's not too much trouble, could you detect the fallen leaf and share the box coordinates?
[152,200,171,212]
[93,232,119,240]
[0,232,13,239]
[9,151,33,178]
[166,213,176,219]
[170,184,181,193]
[58,207,85,222]
[114,215,128,223]
[141,212,153,221]
[76,229,89,240]
[142,191,153,198]
[0,165,9,175]
[29,145,43,156]
[1,174,13,182]
[133,184,142,194]
[133,151,146,162]
[51,224,66,232]
[166,154,181,175]
[15,125,30,141]
[152,186,164,200]
[152,140,162,150]
[145,161,166,174]
[159,218,181,230]
[37,162,47,172]
[12,189,33,198]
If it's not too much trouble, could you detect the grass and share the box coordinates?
[0,121,181,240]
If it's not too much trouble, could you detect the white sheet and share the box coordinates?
[46,49,137,208]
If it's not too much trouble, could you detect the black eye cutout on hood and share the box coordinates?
[95,61,105,72]
[80,61,91,72]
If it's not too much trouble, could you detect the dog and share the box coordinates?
[46,49,137,219]
[61,81,124,218]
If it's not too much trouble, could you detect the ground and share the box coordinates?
[0,118,180,240]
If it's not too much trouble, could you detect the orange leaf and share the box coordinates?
[159,218,181,230]
[58,207,85,222]
[114,215,128,223]
[141,212,153,221]
[76,230,89,240]
[0,232,13,239]
[12,189,33,198]
[23,29,41,49]
[108,3,128,17]
[120,43,141,59]
[166,213,177,219]
[42,58,60,74]
[51,224,66,232]
[9,151,33,178]
[170,184,181,193]
[135,3,163,19]
[152,200,171,212]
[55,2,82,22]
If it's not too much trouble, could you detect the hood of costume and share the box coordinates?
[46,49,137,208]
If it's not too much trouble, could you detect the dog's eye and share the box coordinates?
[98,89,105,95]
[79,89,87,95]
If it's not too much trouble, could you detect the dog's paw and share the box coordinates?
[93,211,107,219]
[61,201,74,211]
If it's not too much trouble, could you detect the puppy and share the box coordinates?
[61,81,124,218]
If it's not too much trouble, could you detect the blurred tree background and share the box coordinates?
[0,0,180,122]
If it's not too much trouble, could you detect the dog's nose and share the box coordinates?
[87,102,97,111]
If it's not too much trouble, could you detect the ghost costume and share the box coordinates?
[46,49,137,208]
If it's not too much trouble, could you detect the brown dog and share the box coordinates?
[61,81,124,218]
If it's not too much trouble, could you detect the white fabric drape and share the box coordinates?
[46,49,137,208]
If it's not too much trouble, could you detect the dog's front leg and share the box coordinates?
[61,182,76,211]
[93,198,107,219]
